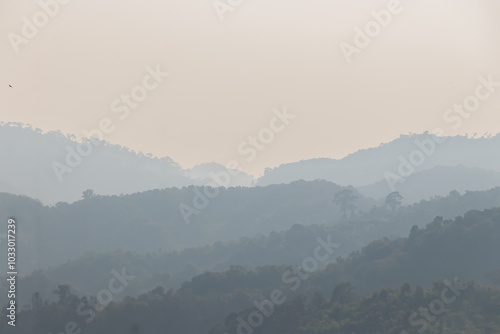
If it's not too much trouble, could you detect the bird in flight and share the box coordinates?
[9,85,12,88]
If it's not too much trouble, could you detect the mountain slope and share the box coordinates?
[0,123,197,204]
[257,133,500,187]
[358,165,500,203]
[4,206,500,334]
[0,180,371,272]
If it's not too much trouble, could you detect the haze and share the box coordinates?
[1,0,499,176]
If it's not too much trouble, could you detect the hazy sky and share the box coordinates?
[1,0,499,176]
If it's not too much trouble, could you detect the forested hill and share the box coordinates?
[2,187,499,309]
[257,133,500,188]
[1,184,500,277]
[0,180,371,272]
[2,206,500,334]
[0,123,194,204]
[358,165,500,203]
[3,123,500,205]
[0,123,251,204]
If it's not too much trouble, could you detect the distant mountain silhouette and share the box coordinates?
[0,180,371,273]
[0,123,200,204]
[358,165,500,203]
[257,133,500,187]
[185,162,255,187]
[2,123,499,204]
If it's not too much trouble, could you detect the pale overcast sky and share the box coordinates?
[1,0,499,176]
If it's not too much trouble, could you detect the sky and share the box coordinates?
[1,0,499,176]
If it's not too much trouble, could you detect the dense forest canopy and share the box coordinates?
[2,205,500,333]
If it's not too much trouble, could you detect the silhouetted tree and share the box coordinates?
[82,189,95,200]
[53,284,71,302]
[385,191,403,211]
[334,189,358,220]
[31,292,43,312]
